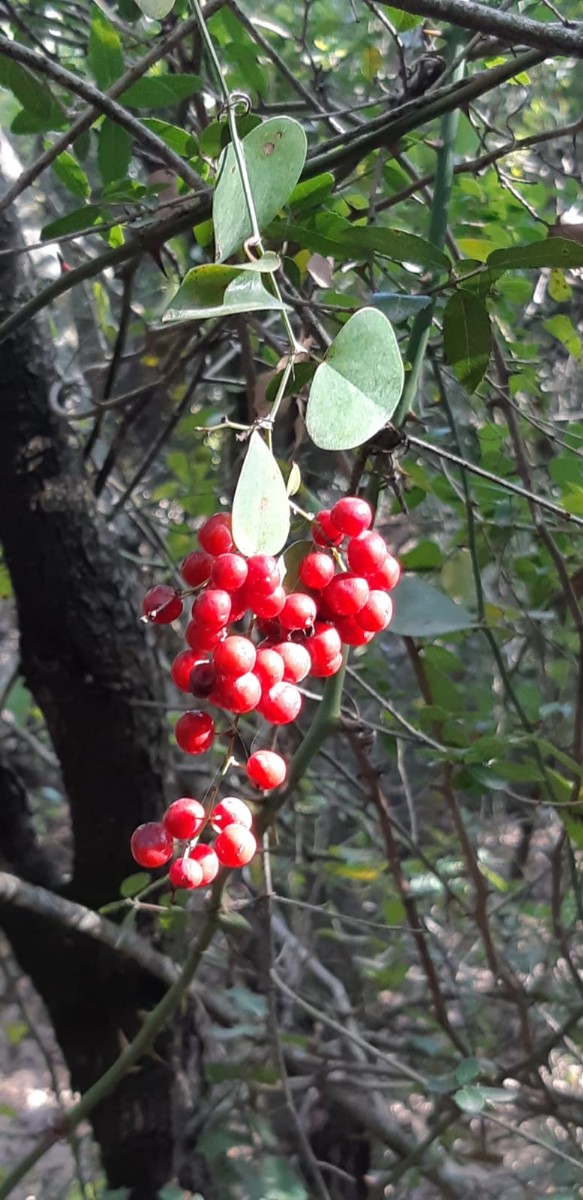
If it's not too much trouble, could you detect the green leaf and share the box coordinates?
[141,118,197,157]
[488,237,583,271]
[88,6,123,89]
[163,262,290,322]
[455,1086,486,1113]
[98,119,132,185]
[199,114,262,159]
[6,1022,28,1048]
[232,432,290,556]
[443,289,492,393]
[121,74,202,108]
[454,1058,481,1085]
[41,207,105,241]
[305,307,404,450]
[11,108,67,134]
[214,117,307,262]
[0,56,65,126]
[280,539,312,591]
[388,576,475,637]
[119,872,151,898]
[371,292,431,323]
[544,314,581,359]
[133,0,175,17]
[52,152,90,201]
[343,227,450,271]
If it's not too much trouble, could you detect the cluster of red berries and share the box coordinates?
[135,496,399,888]
[130,750,286,886]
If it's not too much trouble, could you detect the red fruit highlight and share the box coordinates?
[246,554,281,597]
[185,621,224,653]
[213,635,256,678]
[335,616,374,646]
[143,585,182,624]
[131,822,173,868]
[171,650,203,693]
[211,553,248,592]
[356,590,393,632]
[273,641,311,683]
[169,857,204,890]
[247,750,287,790]
[212,672,261,714]
[163,798,205,840]
[258,682,302,725]
[211,796,253,832]
[198,513,233,556]
[330,496,373,537]
[305,622,342,674]
[279,592,317,632]
[188,843,219,885]
[323,573,369,617]
[312,651,343,677]
[299,552,335,590]
[253,647,285,690]
[214,825,257,868]
[175,710,214,754]
[180,550,212,589]
[251,586,286,619]
[347,531,388,575]
[312,509,343,547]
[192,588,232,629]
[367,553,401,591]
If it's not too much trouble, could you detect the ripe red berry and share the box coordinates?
[227,585,250,623]
[189,660,217,698]
[247,750,287,790]
[180,550,212,589]
[192,588,232,629]
[279,592,317,632]
[347,531,388,575]
[175,710,214,754]
[367,553,401,591]
[211,672,261,714]
[356,590,393,632]
[214,825,257,868]
[312,651,343,677]
[305,622,342,673]
[213,635,256,678]
[130,822,173,868]
[246,555,281,597]
[253,647,285,690]
[330,496,373,537]
[312,509,343,547]
[273,641,311,683]
[211,796,253,832]
[171,650,203,693]
[335,616,374,646]
[163,798,206,840]
[198,513,233,556]
[211,553,248,592]
[299,552,335,590]
[188,843,219,885]
[323,573,369,617]
[169,857,204,890]
[250,586,286,619]
[185,621,224,653]
[142,585,183,625]
[258,682,302,725]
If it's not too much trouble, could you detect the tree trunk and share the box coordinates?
[0,200,210,1198]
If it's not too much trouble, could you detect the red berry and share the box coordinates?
[198,513,233,556]
[330,496,373,537]
[305,622,342,673]
[347,531,388,575]
[323,573,369,617]
[211,672,261,714]
[279,592,317,632]
[273,641,311,683]
[180,550,212,589]
[335,616,374,646]
[169,856,204,890]
[130,822,173,868]
[246,555,281,597]
[258,682,302,725]
[214,826,257,868]
[253,647,285,690]
[228,585,250,622]
[211,796,253,832]
[175,710,214,754]
[185,621,224,653]
[192,588,232,629]
[312,509,343,547]
[171,650,203,693]
[299,552,335,590]
[247,750,287,790]
[211,553,248,592]
[256,617,283,640]
[367,553,401,591]
[163,797,206,840]
[356,590,393,632]
[188,843,219,885]
[250,586,286,619]
[312,651,343,677]
[142,585,183,625]
[213,635,256,678]
[189,660,217,698]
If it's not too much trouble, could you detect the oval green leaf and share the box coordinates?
[232,432,290,556]
[163,264,290,322]
[488,237,583,271]
[134,0,175,17]
[214,117,307,262]
[388,576,475,637]
[443,289,492,394]
[305,307,404,450]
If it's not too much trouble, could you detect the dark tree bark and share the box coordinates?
[0,201,210,1198]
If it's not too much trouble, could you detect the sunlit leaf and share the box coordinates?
[88,6,123,89]
[488,237,583,270]
[232,432,290,556]
[133,0,175,17]
[443,289,492,392]
[163,262,289,321]
[121,74,201,108]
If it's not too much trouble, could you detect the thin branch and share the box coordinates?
[376,0,583,57]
